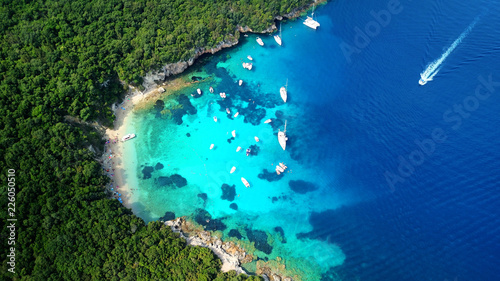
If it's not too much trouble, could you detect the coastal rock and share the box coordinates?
[262,274,270,281]
[159,211,175,221]
[272,274,282,281]
[283,278,292,281]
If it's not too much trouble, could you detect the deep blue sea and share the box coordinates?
[123,0,500,280]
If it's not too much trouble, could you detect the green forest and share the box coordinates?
[0,0,315,280]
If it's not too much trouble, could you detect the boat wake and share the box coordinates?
[419,16,479,85]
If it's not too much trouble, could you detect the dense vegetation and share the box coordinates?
[0,0,313,280]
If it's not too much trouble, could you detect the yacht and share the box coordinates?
[280,79,288,103]
[241,177,250,187]
[242,62,253,70]
[256,37,264,46]
[278,120,288,150]
[303,4,320,29]
[246,148,251,156]
[264,119,272,124]
[233,112,239,118]
[274,22,282,46]
[122,134,136,142]
[239,80,243,86]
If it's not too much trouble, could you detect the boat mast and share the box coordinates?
[285,78,288,90]
[284,120,287,133]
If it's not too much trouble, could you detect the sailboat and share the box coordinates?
[278,120,288,150]
[274,22,282,46]
[303,3,320,29]
[280,79,288,103]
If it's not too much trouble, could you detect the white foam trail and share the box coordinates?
[419,17,479,85]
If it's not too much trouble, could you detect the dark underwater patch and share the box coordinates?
[155,162,164,170]
[157,174,187,188]
[221,184,236,202]
[142,166,154,179]
[274,226,287,243]
[171,94,197,125]
[258,169,284,182]
[228,229,242,239]
[229,203,238,210]
[194,208,227,231]
[159,211,175,221]
[246,228,272,254]
[289,180,318,194]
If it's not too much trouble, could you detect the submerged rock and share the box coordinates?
[258,169,284,182]
[229,203,238,210]
[155,162,164,170]
[197,193,207,201]
[171,94,197,125]
[228,229,243,239]
[194,209,227,231]
[158,176,173,186]
[159,211,176,221]
[186,132,191,137]
[289,180,318,194]
[154,99,165,111]
[157,174,188,188]
[274,226,287,244]
[246,228,273,254]
[248,144,259,156]
[242,106,266,126]
[142,166,154,179]
[221,184,236,201]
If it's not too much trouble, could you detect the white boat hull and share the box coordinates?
[280,86,287,103]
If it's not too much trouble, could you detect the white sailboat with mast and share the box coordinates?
[278,120,288,150]
[303,3,320,29]
[274,22,282,46]
[280,79,288,103]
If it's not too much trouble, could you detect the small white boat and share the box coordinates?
[210,144,214,150]
[220,92,226,98]
[276,170,281,175]
[274,22,283,46]
[280,79,288,103]
[246,148,251,156]
[256,37,264,46]
[244,34,249,37]
[278,120,288,150]
[242,62,253,70]
[233,112,239,118]
[236,146,242,152]
[247,55,253,61]
[276,165,285,173]
[264,119,272,124]
[226,108,231,114]
[209,86,214,93]
[230,166,236,174]
[197,88,202,95]
[241,177,250,187]
[213,116,218,122]
[122,134,136,142]
[231,130,236,138]
[239,80,243,86]
[254,136,259,142]
[279,162,287,169]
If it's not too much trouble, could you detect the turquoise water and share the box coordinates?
[123,0,500,280]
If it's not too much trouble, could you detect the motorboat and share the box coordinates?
[213,116,218,122]
[239,80,243,86]
[264,119,272,124]
[241,177,250,187]
[232,130,236,138]
[210,144,214,150]
[209,86,214,93]
[122,134,136,142]
[247,55,253,61]
[220,92,226,98]
[197,88,202,95]
[256,37,264,46]
[230,167,236,174]
[243,62,253,70]
[236,146,242,152]
[226,108,231,114]
[246,148,251,156]
[254,136,259,142]
[233,112,239,118]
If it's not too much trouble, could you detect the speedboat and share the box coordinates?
[236,146,242,152]
[243,62,253,70]
[197,88,202,95]
[213,116,218,122]
[226,108,231,114]
[264,119,272,124]
[247,55,253,61]
[256,37,264,46]
[230,166,236,174]
[231,130,236,138]
[210,144,214,150]
[419,78,427,85]
[241,177,250,187]
[233,112,239,118]
[122,134,136,142]
[254,136,259,142]
[246,148,251,156]
[239,80,243,86]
